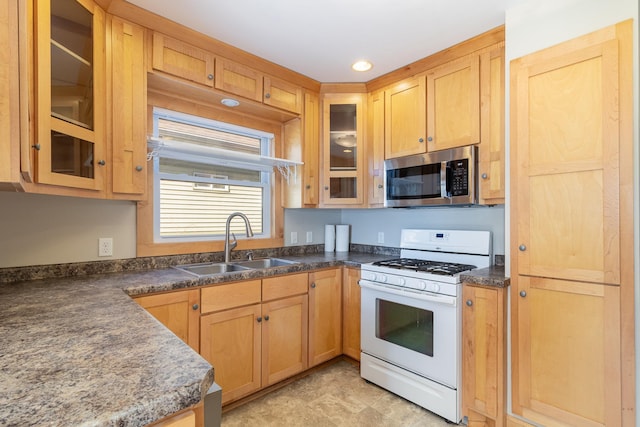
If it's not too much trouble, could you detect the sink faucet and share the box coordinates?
[224,212,254,263]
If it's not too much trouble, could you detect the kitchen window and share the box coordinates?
[150,108,272,243]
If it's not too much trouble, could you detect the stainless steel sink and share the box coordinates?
[173,262,251,276]
[233,258,299,269]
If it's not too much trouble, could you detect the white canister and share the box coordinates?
[324,224,336,252]
[335,224,350,252]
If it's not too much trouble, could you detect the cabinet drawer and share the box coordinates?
[262,273,308,302]
[201,280,261,313]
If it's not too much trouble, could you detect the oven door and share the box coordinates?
[359,279,459,389]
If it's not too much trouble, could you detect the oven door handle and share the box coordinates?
[358,280,457,306]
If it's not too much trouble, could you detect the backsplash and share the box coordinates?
[0,244,503,284]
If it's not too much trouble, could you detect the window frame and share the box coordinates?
[151,108,272,243]
[136,95,285,258]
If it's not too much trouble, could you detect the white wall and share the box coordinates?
[0,192,137,267]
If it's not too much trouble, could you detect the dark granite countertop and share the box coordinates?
[0,251,391,426]
[460,264,510,288]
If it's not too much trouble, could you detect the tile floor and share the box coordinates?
[221,360,457,426]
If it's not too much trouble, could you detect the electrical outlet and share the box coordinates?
[99,238,113,257]
[306,231,313,243]
[290,231,298,244]
[377,232,385,244]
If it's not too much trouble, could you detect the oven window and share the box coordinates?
[386,163,441,199]
[375,299,434,357]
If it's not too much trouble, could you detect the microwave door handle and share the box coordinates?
[440,161,450,199]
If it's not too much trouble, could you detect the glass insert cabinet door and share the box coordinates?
[321,93,364,205]
[34,0,106,190]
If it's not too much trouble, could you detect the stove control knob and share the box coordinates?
[379,275,388,283]
[398,278,406,286]
[419,281,427,291]
[430,283,441,293]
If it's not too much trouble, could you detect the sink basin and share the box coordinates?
[232,258,299,269]
[173,262,251,277]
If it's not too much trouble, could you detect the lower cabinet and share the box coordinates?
[134,289,201,352]
[308,268,343,367]
[342,267,361,361]
[199,274,309,405]
[462,283,507,427]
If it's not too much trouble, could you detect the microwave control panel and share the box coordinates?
[448,159,469,196]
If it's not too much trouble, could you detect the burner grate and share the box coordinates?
[372,258,476,276]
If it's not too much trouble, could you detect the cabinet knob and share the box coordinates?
[418,137,424,143]
[306,185,311,189]
[466,299,473,307]
[377,184,383,189]
[207,74,213,80]
[98,160,106,166]
[257,316,262,323]
[310,283,316,289]
[519,244,527,251]
[481,173,488,179]
[264,315,270,321]
[324,186,329,191]
[265,93,271,99]
[135,165,143,172]
[520,290,527,298]
[32,144,41,151]
[427,136,433,142]
[192,303,199,310]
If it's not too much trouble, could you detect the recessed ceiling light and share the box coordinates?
[352,60,373,72]
[221,98,240,107]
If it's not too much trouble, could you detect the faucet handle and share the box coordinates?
[229,232,238,251]
[246,251,254,261]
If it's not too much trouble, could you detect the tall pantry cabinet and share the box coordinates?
[509,20,634,427]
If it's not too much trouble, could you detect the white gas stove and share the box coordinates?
[359,229,492,424]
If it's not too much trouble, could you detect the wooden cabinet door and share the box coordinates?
[341,267,361,361]
[214,58,263,102]
[262,294,308,386]
[263,76,302,114]
[512,35,621,285]
[367,91,385,206]
[134,289,200,352]
[426,55,480,151]
[478,46,505,204]
[200,304,262,405]
[321,93,365,206]
[0,0,25,190]
[35,0,106,191]
[512,276,621,426]
[109,16,147,197]
[151,33,214,87]
[303,92,320,206]
[462,285,506,425]
[384,76,426,158]
[308,268,342,366]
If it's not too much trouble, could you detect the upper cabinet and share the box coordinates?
[321,93,365,206]
[150,36,303,115]
[34,0,107,191]
[366,90,385,206]
[151,32,214,87]
[426,54,481,152]
[0,0,26,191]
[384,76,426,158]
[108,16,147,198]
[478,46,505,204]
[215,57,303,114]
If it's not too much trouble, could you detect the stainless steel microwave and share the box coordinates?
[384,145,477,207]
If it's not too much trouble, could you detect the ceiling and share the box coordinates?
[127,0,508,83]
